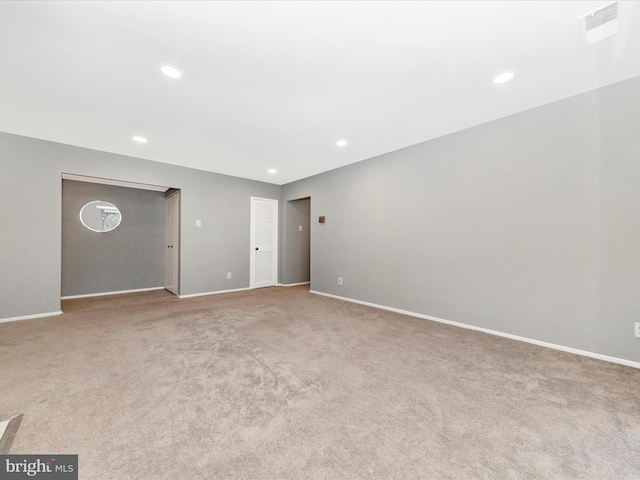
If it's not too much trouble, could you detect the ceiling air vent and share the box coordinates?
[578,1,619,47]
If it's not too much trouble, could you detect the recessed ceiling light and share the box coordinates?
[161,64,182,79]
[132,136,148,143]
[268,169,277,174]
[493,72,514,84]
[336,140,348,147]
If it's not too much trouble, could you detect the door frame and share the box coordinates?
[283,197,311,286]
[164,189,180,295]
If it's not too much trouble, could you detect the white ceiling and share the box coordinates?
[1,1,638,185]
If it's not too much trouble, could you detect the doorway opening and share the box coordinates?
[283,197,310,286]
[60,174,179,299]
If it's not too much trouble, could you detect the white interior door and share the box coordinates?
[164,191,180,295]
[250,197,278,288]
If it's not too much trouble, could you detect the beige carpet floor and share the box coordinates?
[1,286,639,479]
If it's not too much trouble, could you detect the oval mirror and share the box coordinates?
[79,200,122,233]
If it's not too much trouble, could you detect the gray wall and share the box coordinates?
[61,180,165,296]
[281,197,310,285]
[281,76,640,364]
[2,76,638,364]
[0,133,280,319]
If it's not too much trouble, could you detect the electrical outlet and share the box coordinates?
[196,219,202,227]
[338,277,343,286]
[635,322,640,338]
[227,272,232,279]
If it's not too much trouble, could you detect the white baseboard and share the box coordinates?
[0,311,63,324]
[310,290,640,370]
[61,287,164,300]
[179,287,252,299]
[277,281,310,287]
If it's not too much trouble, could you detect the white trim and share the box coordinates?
[309,290,640,370]
[178,287,252,299]
[62,173,169,192]
[0,311,63,324]
[278,281,310,287]
[61,287,164,300]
